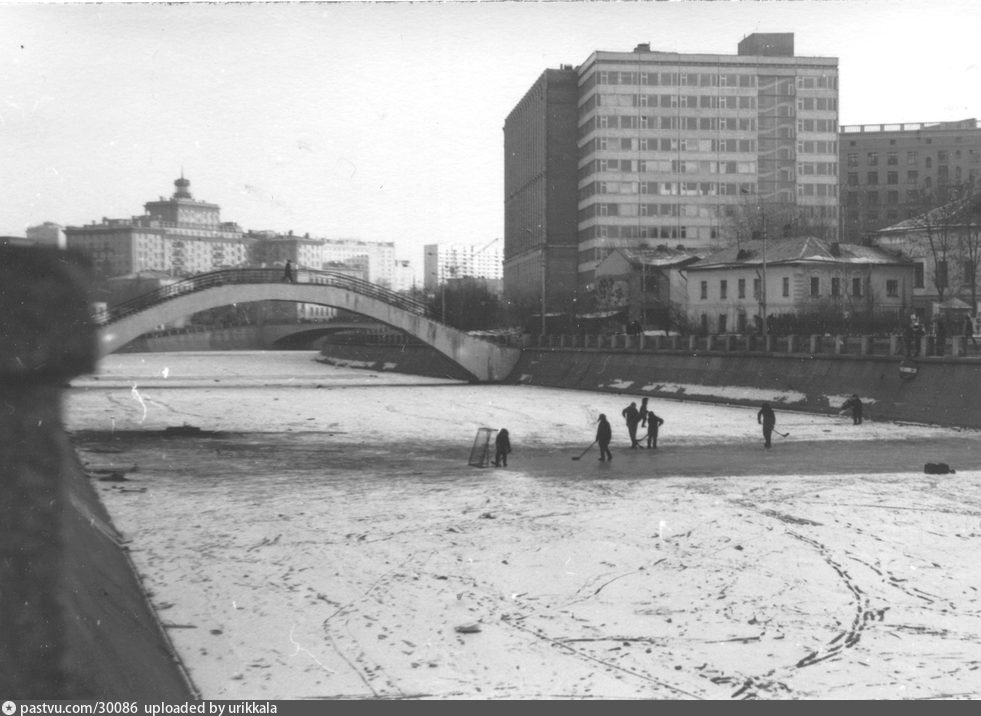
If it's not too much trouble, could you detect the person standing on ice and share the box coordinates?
[639,397,649,427]
[757,402,776,448]
[645,410,664,449]
[621,401,642,448]
[492,428,511,467]
[596,414,613,462]
[841,394,863,425]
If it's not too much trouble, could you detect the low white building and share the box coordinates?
[686,236,914,334]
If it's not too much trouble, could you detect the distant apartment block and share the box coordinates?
[423,240,503,291]
[839,118,981,241]
[321,238,396,288]
[64,176,400,291]
[65,176,250,279]
[504,33,840,306]
[26,222,66,249]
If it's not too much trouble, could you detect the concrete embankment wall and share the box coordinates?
[316,342,475,382]
[0,246,195,698]
[509,348,981,429]
[319,339,981,429]
[121,325,262,352]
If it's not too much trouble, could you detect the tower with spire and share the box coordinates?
[144,173,221,227]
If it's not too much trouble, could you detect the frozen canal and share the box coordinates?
[65,351,981,699]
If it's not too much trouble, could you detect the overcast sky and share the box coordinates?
[3,0,979,268]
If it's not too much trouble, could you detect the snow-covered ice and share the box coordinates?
[65,352,981,700]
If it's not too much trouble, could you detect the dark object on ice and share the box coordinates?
[165,424,202,436]
[454,623,481,634]
[96,471,129,482]
[924,462,955,475]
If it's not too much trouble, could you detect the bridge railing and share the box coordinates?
[91,268,433,326]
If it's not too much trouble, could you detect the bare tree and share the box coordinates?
[904,183,974,304]
[724,197,836,248]
[958,195,981,313]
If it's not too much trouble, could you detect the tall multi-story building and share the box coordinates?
[503,67,581,318]
[65,175,250,279]
[423,239,503,291]
[504,33,840,311]
[839,118,981,242]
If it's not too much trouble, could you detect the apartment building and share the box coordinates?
[839,118,981,242]
[504,33,840,317]
[321,238,396,288]
[26,222,66,249]
[423,239,503,291]
[65,175,251,279]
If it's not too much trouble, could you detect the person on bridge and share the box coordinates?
[596,414,613,462]
[283,259,296,284]
[757,402,776,449]
[621,401,642,448]
[492,428,511,467]
[645,410,664,449]
[841,394,863,425]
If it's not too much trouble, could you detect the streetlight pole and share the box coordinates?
[761,209,768,339]
[540,243,547,336]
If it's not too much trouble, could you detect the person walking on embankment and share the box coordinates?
[596,414,613,462]
[757,402,776,449]
[283,259,295,284]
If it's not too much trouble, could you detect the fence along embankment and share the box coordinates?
[317,335,981,429]
[508,345,981,429]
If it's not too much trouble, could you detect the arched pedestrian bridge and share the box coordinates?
[92,268,521,382]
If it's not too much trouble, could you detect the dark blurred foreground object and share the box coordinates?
[0,246,195,699]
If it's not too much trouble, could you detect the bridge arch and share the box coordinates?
[94,268,521,382]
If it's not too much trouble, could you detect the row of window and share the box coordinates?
[846,149,981,167]
[589,93,764,110]
[696,276,897,300]
[796,183,839,198]
[584,70,835,90]
[798,140,838,155]
[581,202,725,220]
[582,136,759,155]
[846,166,971,186]
[579,225,714,244]
[578,172,762,196]
[590,71,761,89]
[580,114,762,136]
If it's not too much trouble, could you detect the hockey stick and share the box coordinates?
[775,430,790,438]
[572,440,597,460]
